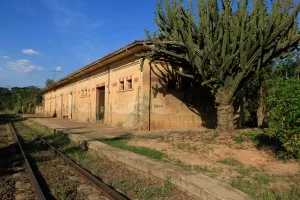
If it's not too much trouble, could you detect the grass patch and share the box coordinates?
[173,142,198,153]
[236,166,250,176]
[253,173,275,185]
[115,171,174,200]
[193,165,209,173]
[213,130,219,137]
[139,178,174,200]
[96,138,166,160]
[230,174,300,200]
[136,134,165,141]
[172,159,192,171]
[219,158,242,166]
[230,166,300,200]
[245,130,261,141]
[171,159,223,179]
[233,134,245,144]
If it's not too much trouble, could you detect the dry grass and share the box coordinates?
[123,129,300,200]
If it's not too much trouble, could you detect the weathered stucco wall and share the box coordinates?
[43,45,212,131]
[108,57,142,129]
[35,105,43,114]
[43,55,143,129]
[144,62,203,130]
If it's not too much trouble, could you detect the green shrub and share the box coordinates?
[265,79,300,158]
[233,134,245,144]
[213,130,219,137]
[13,104,22,114]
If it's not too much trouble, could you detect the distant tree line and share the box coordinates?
[0,86,43,114]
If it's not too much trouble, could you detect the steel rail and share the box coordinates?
[39,137,128,200]
[8,122,46,200]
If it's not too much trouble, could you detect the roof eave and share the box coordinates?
[42,40,150,93]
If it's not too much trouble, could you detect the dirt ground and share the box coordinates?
[130,129,300,183]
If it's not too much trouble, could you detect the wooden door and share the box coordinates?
[97,87,105,122]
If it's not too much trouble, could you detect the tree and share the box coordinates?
[273,50,300,79]
[0,86,42,113]
[45,78,55,87]
[142,0,300,131]
[265,79,300,158]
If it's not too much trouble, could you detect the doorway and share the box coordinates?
[96,87,105,123]
[68,93,73,119]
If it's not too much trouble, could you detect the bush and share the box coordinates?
[265,79,300,158]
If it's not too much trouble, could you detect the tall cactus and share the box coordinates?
[141,0,300,131]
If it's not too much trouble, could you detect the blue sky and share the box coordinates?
[0,0,157,88]
[0,0,299,88]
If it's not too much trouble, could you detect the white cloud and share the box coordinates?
[54,66,62,72]
[22,49,40,55]
[0,67,3,72]
[0,56,10,60]
[6,59,43,73]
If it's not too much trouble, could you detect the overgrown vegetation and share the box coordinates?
[265,79,300,158]
[0,87,42,113]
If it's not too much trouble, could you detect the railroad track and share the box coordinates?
[7,121,128,200]
[0,119,36,200]
[8,122,45,200]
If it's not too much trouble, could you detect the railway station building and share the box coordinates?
[42,40,215,130]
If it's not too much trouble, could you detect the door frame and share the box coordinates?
[96,86,105,123]
[68,92,73,119]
